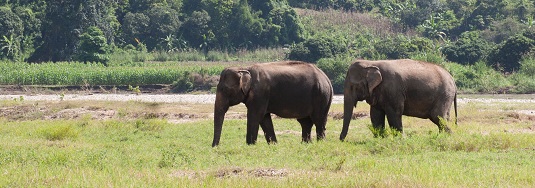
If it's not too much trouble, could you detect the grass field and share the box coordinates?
[0,96,534,187]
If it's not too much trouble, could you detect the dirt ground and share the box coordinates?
[1,85,534,125]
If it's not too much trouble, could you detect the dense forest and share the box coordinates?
[1,0,535,93]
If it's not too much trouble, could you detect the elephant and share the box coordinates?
[339,59,457,140]
[212,61,333,147]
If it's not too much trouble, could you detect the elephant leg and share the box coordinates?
[370,106,386,137]
[311,113,328,141]
[430,116,452,133]
[430,104,453,133]
[297,117,313,143]
[246,110,263,145]
[259,114,277,144]
[385,109,403,135]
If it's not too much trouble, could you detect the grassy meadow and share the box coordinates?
[0,96,534,187]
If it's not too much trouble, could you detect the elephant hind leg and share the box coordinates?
[429,104,453,133]
[311,115,328,141]
[430,116,452,133]
[260,114,277,144]
[297,117,313,143]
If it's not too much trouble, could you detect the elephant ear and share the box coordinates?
[366,66,382,95]
[238,70,251,95]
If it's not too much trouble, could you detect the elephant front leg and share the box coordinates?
[385,109,403,135]
[246,112,262,145]
[260,114,277,144]
[297,118,313,143]
[370,106,386,137]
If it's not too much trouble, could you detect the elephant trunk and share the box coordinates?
[340,89,356,141]
[212,92,229,147]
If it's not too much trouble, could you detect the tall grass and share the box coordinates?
[109,48,287,66]
[0,61,226,85]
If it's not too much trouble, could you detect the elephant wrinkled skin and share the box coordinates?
[340,59,458,140]
[213,61,333,147]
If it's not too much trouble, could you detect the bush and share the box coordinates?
[442,31,493,65]
[288,35,347,63]
[38,123,79,141]
[373,35,433,59]
[170,70,219,93]
[316,56,353,94]
[445,61,511,93]
[510,56,535,93]
[487,32,535,73]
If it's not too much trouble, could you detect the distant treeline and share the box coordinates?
[0,0,303,63]
[1,0,535,74]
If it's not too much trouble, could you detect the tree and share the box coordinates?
[288,35,347,63]
[488,32,535,72]
[121,12,150,47]
[145,5,182,50]
[442,31,493,65]
[181,10,211,49]
[28,0,118,62]
[0,6,23,60]
[75,26,109,64]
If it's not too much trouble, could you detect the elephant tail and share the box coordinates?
[454,93,458,126]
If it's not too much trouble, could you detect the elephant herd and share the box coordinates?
[212,59,458,147]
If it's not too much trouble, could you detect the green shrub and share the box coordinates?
[442,31,493,65]
[487,31,535,73]
[38,124,79,141]
[288,35,348,63]
[373,35,433,59]
[75,26,110,65]
[316,56,353,94]
[445,61,511,93]
[410,52,445,65]
[509,57,535,93]
[170,69,219,93]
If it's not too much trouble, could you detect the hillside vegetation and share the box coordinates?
[1,0,535,93]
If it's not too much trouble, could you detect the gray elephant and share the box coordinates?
[340,59,457,140]
[213,61,333,147]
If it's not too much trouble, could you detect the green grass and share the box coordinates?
[0,99,534,187]
[0,61,248,86]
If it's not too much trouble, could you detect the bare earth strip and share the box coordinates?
[1,94,535,104]
[0,94,348,104]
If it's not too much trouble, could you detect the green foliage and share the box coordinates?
[0,61,224,86]
[373,35,433,59]
[488,31,535,72]
[288,35,347,63]
[445,62,511,93]
[442,31,493,65]
[170,69,219,93]
[316,56,353,93]
[37,123,79,141]
[171,71,195,93]
[0,6,23,60]
[508,56,535,93]
[75,26,110,64]
[288,0,374,12]
[28,0,118,62]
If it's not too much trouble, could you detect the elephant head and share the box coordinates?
[340,63,382,141]
[212,68,251,147]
